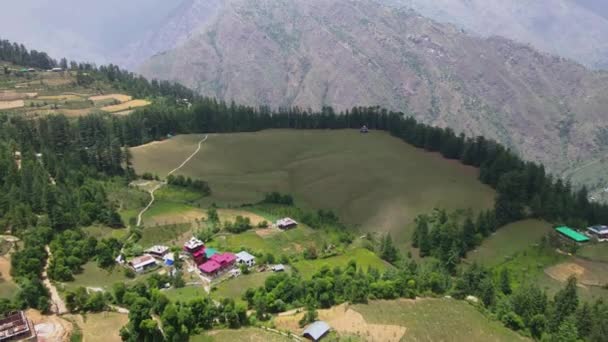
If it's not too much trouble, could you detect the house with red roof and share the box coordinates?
[199,252,236,277]
[192,248,207,265]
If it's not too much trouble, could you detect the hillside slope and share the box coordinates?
[395,0,608,69]
[138,0,608,177]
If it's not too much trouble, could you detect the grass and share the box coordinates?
[139,223,192,247]
[212,272,272,305]
[352,299,528,341]
[190,328,291,342]
[467,219,552,266]
[164,286,208,302]
[130,130,495,252]
[0,280,18,299]
[71,312,128,342]
[292,248,390,278]
[208,225,334,258]
[61,262,132,291]
[83,225,128,240]
[578,243,608,263]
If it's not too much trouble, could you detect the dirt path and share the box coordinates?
[136,135,208,227]
[43,245,68,315]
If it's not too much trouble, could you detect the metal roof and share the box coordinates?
[302,321,330,341]
[236,251,255,262]
[555,226,589,242]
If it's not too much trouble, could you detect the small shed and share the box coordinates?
[555,226,589,243]
[276,217,298,230]
[271,264,285,272]
[303,321,330,341]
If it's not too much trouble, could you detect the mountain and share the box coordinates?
[138,0,608,179]
[394,0,608,70]
[0,0,180,64]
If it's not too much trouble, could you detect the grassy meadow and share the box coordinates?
[211,272,272,305]
[131,130,495,249]
[352,299,528,341]
[292,248,391,278]
[467,219,552,266]
[190,328,291,342]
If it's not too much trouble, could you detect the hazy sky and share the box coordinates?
[0,0,184,63]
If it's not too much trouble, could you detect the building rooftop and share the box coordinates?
[556,226,590,242]
[205,248,217,258]
[277,217,298,228]
[0,311,34,341]
[236,251,255,262]
[184,237,204,251]
[199,260,221,274]
[145,245,169,255]
[588,225,608,234]
[210,253,236,266]
[302,321,331,341]
[272,264,286,272]
[129,254,157,268]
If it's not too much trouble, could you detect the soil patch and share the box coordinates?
[545,262,586,283]
[0,91,37,101]
[274,303,406,341]
[0,99,24,110]
[27,309,73,342]
[89,94,132,103]
[101,99,150,113]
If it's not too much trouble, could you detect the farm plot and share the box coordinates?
[89,94,132,103]
[130,130,495,251]
[191,328,291,342]
[292,248,391,278]
[0,99,24,110]
[101,99,150,113]
[211,271,272,305]
[68,312,128,342]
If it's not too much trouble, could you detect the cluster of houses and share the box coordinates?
[183,237,258,279]
[555,225,608,243]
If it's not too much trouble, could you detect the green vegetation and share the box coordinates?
[138,223,191,247]
[468,220,552,266]
[62,262,131,291]
[353,299,526,341]
[131,130,496,248]
[212,272,272,305]
[293,248,390,278]
[189,328,291,342]
[164,286,208,302]
[579,243,608,263]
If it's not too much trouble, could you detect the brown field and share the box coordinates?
[147,208,266,227]
[275,303,407,342]
[0,99,24,110]
[89,94,132,103]
[59,108,96,117]
[113,109,135,116]
[101,99,150,113]
[68,312,128,342]
[0,91,37,101]
[545,258,608,287]
[38,94,83,101]
[27,310,73,342]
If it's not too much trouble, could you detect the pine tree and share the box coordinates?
[499,268,512,295]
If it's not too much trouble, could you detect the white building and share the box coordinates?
[145,245,170,257]
[276,217,298,230]
[129,254,157,273]
[236,251,256,267]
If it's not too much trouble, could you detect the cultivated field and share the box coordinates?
[579,243,608,263]
[274,299,526,341]
[0,99,24,110]
[212,271,272,304]
[292,248,390,278]
[191,328,291,342]
[101,99,151,113]
[467,219,552,266]
[131,130,495,248]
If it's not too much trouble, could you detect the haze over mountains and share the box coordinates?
[2,0,608,190]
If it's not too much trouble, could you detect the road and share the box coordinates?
[135,135,208,227]
[43,245,68,315]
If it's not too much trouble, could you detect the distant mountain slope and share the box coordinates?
[395,0,608,69]
[138,0,608,179]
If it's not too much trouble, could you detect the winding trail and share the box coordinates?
[136,135,208,227]
[43,245,68,315]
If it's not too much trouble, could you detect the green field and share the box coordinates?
[293,248,390,278]
[212,272,273,305]
[190,328,291,342]
[139,223,192,247]
[579,243,608,263]
[467,219,552,266]
[61,262,133,291]
[164,286,208,302]
[352,299,528,341]
[131,130,495,249]
[208,225,335,258]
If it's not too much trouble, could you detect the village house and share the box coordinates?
[271,264,286,272]
[145,245,169,257]
[302,321,331,341]
[587,225,608,241]
[276,217,298,230]
[0,311,36,342]
[555,226,590,243]
[128,254,158,273]
[236,251,256,267]
[183,237,205,253]
[199,252,236,277]
[192,248,207,265]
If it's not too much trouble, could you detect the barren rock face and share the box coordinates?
[138,0,608,179]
